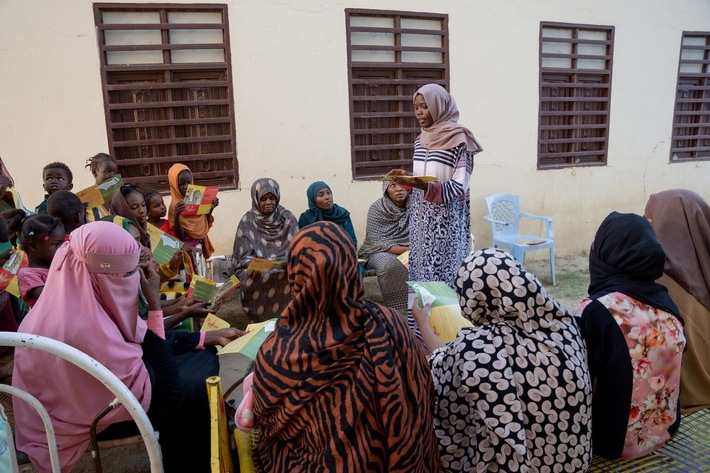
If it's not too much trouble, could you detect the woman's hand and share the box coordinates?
[211,197,219,209]
[204,327,246,347]
[174,201,186,215]
[411,298,431,328]
[180,298,211,318]
[139,263,162,311]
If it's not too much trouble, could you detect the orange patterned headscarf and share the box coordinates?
[252,222,439,472]
[167,163,214,258]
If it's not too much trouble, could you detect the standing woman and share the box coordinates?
[645,189,710,413]
[390,84,482,288]
[232,178,298,322]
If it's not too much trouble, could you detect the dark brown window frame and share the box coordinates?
[94,3,238,192]
[538,22,614,169]
[670,31,710,163]
[345,9,449,180]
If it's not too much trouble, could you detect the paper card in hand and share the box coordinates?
[182,184,218,215]
[201,313,231,332]
[208,275,241,311]
[219,318,277,360]
[146,224,184,265]
[0,248,28,298]
[76,175,123,209]
[408,281,472,343]
[186,275,218,302]
[246,257,287,273]
[397,250,410,269]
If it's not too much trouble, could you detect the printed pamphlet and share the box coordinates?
[182,184,218,216]
[186,274,240,310]
[0,246,28,298]
[407,281,472,343]
[76,175,123,209]
[219,318,277,360]
[246,257,287,273]
[397,250,410,269]
[146,224,184,265]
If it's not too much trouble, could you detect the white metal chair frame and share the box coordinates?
[0,331,164,473]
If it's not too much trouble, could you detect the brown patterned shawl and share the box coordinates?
[252,221,439,472]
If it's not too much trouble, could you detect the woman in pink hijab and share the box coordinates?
[12,221,241,472]
[388,84,483,337]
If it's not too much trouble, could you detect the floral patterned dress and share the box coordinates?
[576,292,685,459]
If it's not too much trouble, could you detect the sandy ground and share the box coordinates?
[16,254,589,472]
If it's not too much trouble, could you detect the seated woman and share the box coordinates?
[12,222,242,472]
[298,181,357,244]
[575,212,685,460]
[251,222,439,472]
[412,248,592,472]
[645,190,709,413]
[232,178,298,323]
[358,181,410,312]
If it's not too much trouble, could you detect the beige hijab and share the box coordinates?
[414,83,483,153]
[645,189,710,310]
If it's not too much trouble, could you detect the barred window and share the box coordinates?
[670,32,710,162]
[538,22,614,169]
[94,4,237,191]
[346,9,449,179]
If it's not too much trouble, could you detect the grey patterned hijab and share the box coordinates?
[358,182,410,260]
[232,178,298,271]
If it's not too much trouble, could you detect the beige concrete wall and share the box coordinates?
[1,0,709,258]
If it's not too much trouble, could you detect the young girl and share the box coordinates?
[142,188,173,235]
[167,164,219,259]
[110,186,184,281]
[85,153,119,222]
[17,215,66,307]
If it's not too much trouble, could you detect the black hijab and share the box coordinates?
[588,211,680,318]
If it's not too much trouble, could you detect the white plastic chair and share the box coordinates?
[0,331,164,473]
[484,193,556,285]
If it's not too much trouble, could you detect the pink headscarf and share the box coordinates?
[414,83,483,153]
[12,221,151,472]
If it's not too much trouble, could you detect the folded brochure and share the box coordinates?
[186,274,240,310]
[0,244,28,298]
[246,257,287,273]
[146,224,184,265]
[182,184,218,216]
[383,175,438,184]
[76,175,123,209]
[408,281,472,343]
[219,318,277,360]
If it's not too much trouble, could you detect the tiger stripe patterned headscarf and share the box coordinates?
[252,221,439,472]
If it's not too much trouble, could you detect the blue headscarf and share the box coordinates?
[298,181,357,245]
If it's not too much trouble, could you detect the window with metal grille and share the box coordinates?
[538,22,614,169]
[345,9,449,179]
[670,32,710,162]
[94,4,237,192]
